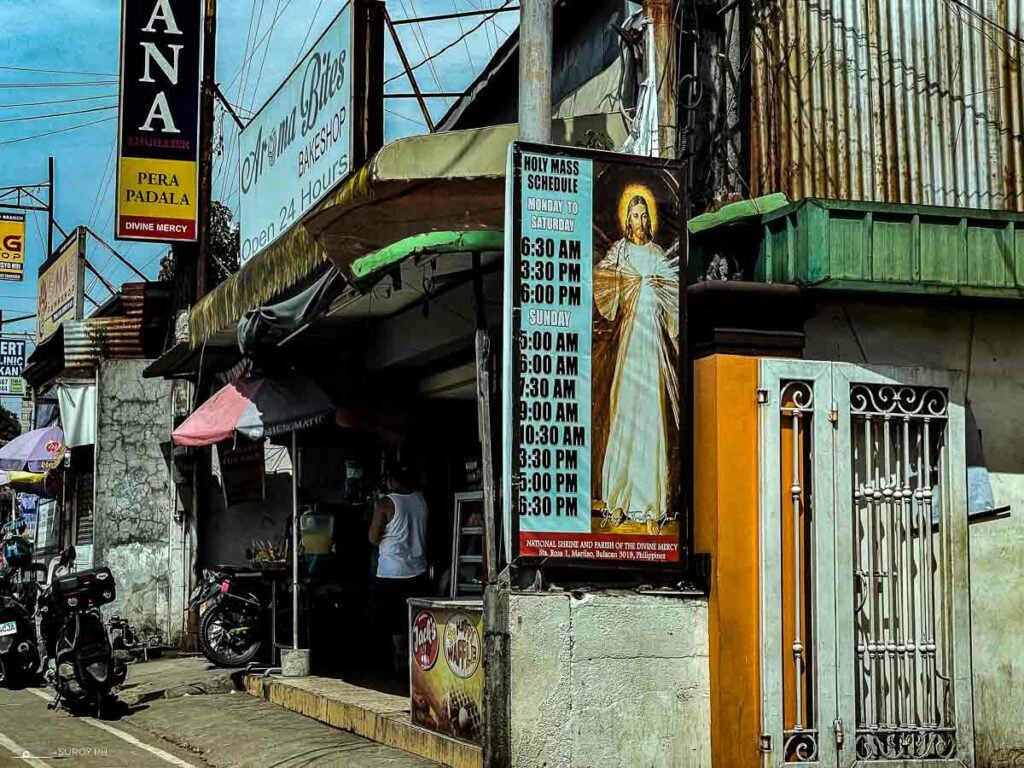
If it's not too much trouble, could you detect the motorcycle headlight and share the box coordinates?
[66,596,78,608]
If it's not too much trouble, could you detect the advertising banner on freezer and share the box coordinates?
[409,601,483,745]
[238,3,353,264]
[0,213,25,282]
[503,143,684,564]
[116,0,202,242]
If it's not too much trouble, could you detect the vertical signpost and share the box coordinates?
[504,143,684,565]
[115,0,202,242]
[37,228,86,343]
[0,213,26,282]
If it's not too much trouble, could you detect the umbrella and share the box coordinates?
[171,376,333,447]
[172,375,334,661]
[0,427,65,473]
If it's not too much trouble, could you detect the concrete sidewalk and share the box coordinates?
[125,692,443,768]
[118,654,241,707]
[246,675,482,768]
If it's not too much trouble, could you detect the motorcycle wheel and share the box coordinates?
[198,603,261,667]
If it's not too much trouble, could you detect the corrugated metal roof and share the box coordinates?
[63,282,171,369]
[751,0,1024,210]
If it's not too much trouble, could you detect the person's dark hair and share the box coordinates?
[386,461,415,488]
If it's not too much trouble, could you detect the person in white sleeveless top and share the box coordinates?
[369,462,429,674]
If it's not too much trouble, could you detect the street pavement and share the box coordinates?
[0,683,441,767]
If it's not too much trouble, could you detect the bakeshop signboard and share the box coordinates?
[502,142,684,564]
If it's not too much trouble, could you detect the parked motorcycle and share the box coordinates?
[0,519,40,686]
[190,565,271,667]
[37,546,126,716]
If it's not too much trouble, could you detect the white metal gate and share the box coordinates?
[759,360,975,768]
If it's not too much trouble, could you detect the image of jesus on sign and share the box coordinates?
[592,188,680,534]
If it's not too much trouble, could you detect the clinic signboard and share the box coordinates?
[37,228,86,343]
[0,338,26,396]
[502,143,684,564]
[0,213,25,282]
[238,4,354,264]
[115,0,202,242]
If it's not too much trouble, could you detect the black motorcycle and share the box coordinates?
[0,519,40,686]
[190,565,272,667]
[37,546,126,715]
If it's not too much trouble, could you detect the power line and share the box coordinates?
[0,80,117,89]
[294,0,328,65]
[944,0,1024,46]
[0,103,116,124]
[0,92,117,109]
[384,0,515,85]
[0,64,116,77]
[0,116,115,146]
[385,107,426,126]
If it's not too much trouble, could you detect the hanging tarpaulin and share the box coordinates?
[503,142,685,565]
[57,382,97,448]
[172,376,334,447]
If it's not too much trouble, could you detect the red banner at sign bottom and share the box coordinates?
[117,216,196,241]
[519,532,680,562]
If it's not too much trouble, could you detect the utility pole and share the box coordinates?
[645,0,678,158]
[46,157,54,258]
[197,0,216,301]
[518,0,552,143]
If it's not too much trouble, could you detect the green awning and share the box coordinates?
[687,193,790,234]
[350,230,504,283]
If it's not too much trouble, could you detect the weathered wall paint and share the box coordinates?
[508,591,711,768]
[94,359,179,645]
[693,355,762,768]
[804,301,1024,767]
[751,0,1024,211]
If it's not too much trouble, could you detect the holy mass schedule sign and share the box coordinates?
[503,143,684,565]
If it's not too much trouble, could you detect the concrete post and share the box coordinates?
[518,0,553,143]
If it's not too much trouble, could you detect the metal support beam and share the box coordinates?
[85,227,148,281]
[518,0,552,143]
[391,6,519,25]
[47,157,54,257]
[384,8,435,131]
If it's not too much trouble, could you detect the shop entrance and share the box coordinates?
[758,360,975,767]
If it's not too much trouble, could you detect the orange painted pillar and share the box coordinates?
[693,354,762,767]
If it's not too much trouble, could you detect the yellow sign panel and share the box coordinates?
[0,213,25,282]
[37,229,85,342]
[116,157,197,241]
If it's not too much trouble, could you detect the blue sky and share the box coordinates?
[0,0,514,348]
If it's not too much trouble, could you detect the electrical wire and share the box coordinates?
[86,143,117,230]
[294,0,328,65]
[0,64,116,77]
[0,92,117,109]
[944,0,1024,46]
[385,107,426,126]
[0,115,114,146]
[383,0,515,86]
[396,0,449,101]
[0,80,117,89]
[0,103,116,124]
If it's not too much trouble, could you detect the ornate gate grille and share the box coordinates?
[761,361,974,768]
[850,384,957,761]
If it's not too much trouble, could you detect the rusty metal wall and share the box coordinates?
[63,283,152,369]
[750,0,1024,210]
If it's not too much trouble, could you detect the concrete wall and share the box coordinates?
[94,359,180,646]
[508,591,711,768]
[804,300,1024,767]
